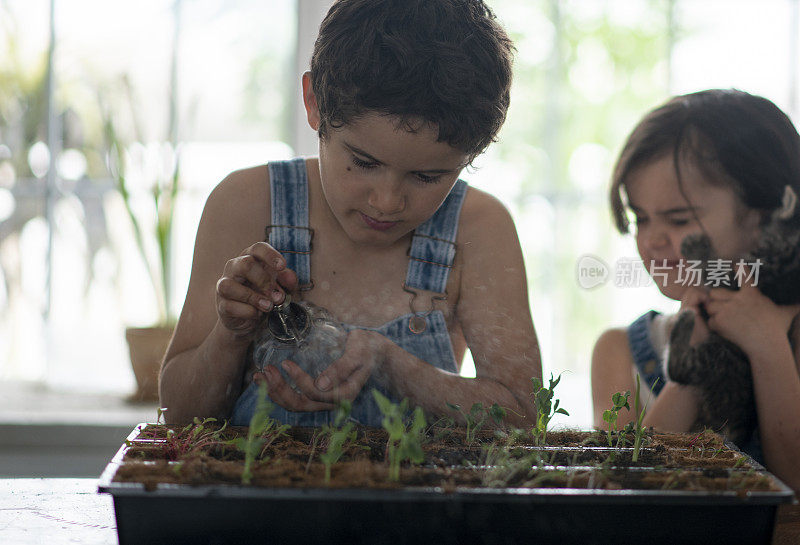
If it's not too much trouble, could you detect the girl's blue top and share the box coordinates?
[628,310,764,465]
[231,157,467,427]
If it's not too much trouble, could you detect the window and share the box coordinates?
[1,0,798,428]
[0,0,297,395]
[469,0,800,427]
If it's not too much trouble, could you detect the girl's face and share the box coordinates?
[624,153,762,301]
[317,112,468,248]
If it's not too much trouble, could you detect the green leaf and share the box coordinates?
[410,407,427,433]
[333,400,352,427]
[488,403,506,423]
[231,437,245,449]
[372,389,392,414]
[622,422,635,434]
[250,412,271,436]
[400,440,424,464]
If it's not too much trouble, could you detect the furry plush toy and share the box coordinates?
[667,186,800,445]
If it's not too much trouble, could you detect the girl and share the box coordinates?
[591,89,800,491]
[159,0,542,430]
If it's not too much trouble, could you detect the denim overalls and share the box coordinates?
[628,310,764,464]
[231,158,466,427]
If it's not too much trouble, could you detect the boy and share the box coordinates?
[160,0,542,427]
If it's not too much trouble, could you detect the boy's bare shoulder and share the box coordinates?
[457,185,516,243]
[208,165,268,203]
[206,165,270,220]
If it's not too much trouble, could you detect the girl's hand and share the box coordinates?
[705,265,800,355]
[254,329,388,411]
[215,242,298,338]
[679,286,711,346]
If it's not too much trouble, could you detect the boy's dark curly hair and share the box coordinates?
[310,0,514,162]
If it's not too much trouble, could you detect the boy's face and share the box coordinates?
[316,112,469,248]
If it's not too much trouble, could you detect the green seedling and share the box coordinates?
[730,468,759,490]
[306,430,321,475]
[662,469,684,490]
[495,427,528,448]
[616,421,635,448]
[425,413,458,442]
[318,400,361,484]
[525,468,566,489]
[446,402,506,445]
[373,389,427,481]
[481,424,545,488]
[481,443,541,488]
[162,417,228,461]
[631,375,658,462]
[565,467,582,488]
[530,373,569,446]
[231,382,289,484]
[603,390,630,447]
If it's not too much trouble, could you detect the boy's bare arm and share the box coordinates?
[427,188,542,425]
[361,189,542,426]
[301,188,537,427]
[159,167,289,424]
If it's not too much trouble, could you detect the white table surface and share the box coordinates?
[0,478,117,545]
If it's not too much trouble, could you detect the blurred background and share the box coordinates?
[0,0,798,450]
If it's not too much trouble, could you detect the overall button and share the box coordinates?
[408,315,427,334]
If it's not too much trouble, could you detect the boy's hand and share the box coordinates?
[257,329,388,410]
[215,242,298,338]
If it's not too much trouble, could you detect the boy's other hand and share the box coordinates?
[265,329,388,408]
[253,364,337,413]
[215,242,298,338]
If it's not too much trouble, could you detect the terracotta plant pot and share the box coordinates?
[125,326,173,403]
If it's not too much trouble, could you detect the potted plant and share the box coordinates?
[98,380,795,544]
[101,78,179,402]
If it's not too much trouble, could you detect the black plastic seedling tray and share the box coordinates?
[98,424,796,545]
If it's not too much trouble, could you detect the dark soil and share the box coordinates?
[113,423,778,493]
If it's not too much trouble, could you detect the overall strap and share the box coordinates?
[627,310,666,396]
[405,179,468,294]
[265,158,313,289]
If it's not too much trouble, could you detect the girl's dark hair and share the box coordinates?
[611,89,800,232]
[310,0,514,162]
